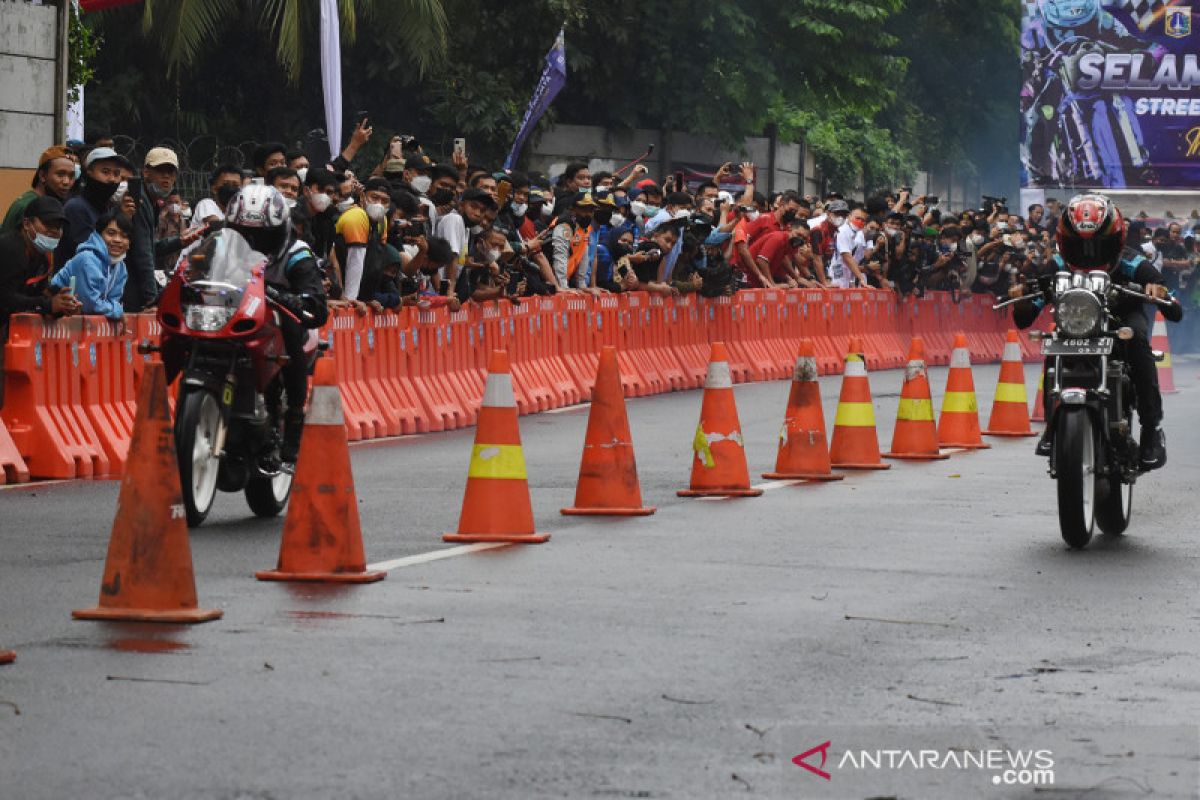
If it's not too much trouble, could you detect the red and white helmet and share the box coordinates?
[225,184,291,261]
[1056,193,1126,270]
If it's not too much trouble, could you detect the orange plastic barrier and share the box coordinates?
[2,315,109,479]
[5,290,1036,478]
[0,416,29,484]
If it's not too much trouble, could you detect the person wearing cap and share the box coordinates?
[56,146,134,266]
[548,190,596,290]
[334,177,389,303]
[1,146,79,236]
[124,146,202,311]
[808,198,849,286]
[0,197,81,406]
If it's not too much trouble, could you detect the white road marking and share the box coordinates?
[697,480,803,500]
[366,543,511,572]
[545,402,591,415]
[0,479,71,491]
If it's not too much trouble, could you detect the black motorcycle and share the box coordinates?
[995,270,1173,549]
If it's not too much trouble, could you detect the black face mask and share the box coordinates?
[84,179,120,207]
[788,236,807,248]
[594,210,613,226]
[781,209,798,224]
[611,243,633,261]
[216,184,239,206]
[430,188,455,206]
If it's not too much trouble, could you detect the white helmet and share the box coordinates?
[226,184,292,261]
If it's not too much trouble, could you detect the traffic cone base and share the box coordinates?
[884,451,949,461]
[444,351,549,543]
[679,342,762,498]
[256,359,386,584]
[678,487,764,497]
[0,650,16,665]
[72,607,223,623]
[73,362,221,625]
[561,347,656,516]
[562,506,656,516]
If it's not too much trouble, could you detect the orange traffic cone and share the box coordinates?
[985,330,1037,438]
[937,334,990,450]
[762,340,843,481]
[73,362,222,623]
[885,337,949,461]
[562,346,655,516]
[257,358,386,583]
[444,350,549,543]
[678,341,763,497]
[1031,371,1046,423]
[1152,310,1178,394]
[829,338,891,470]
[0,649,14,665]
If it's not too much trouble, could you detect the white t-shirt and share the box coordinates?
[193,197,224,224]
[832,223,869,288]
[437,211,468,258]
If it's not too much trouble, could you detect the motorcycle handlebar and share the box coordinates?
[1113,283,1178,309]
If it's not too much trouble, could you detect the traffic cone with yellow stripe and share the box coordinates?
[678,342,764,497]
[0,649,13,665]
[762,340,844,481]
[256,357,386,583]
[1152,310,1178,394]
[444,350,549,543]
[829,338,891,470]
[561,346,656,516]
[885,337,949,461]
[984,330,1037,438]
[937,334,990,449]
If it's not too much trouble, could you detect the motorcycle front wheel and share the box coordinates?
[176,389,224,528]
[1095,477,1133,536]
[245,471,293,518]
[1055,410,1096,549]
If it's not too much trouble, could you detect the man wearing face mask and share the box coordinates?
[734,190,804,289]
[0,197,82,407]
[295,168,339,263]
[832,206,872,289]
[125,147,204,311]
[194,165,243,226]
[2,146,78,236]
[809,199,848,284]
[334,177,390,302]
[56,147,133,266]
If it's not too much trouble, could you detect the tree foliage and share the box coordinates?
[80,0,1021,192]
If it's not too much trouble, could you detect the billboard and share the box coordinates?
[1021,0,1200,189]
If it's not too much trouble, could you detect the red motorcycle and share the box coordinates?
[154,229,319,527]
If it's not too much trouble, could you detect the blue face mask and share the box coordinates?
[33,232,60,254]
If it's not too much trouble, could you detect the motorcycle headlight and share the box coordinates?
[1055,289,1103,338]
[184,304,236,332]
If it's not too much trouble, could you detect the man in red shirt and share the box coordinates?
[748,219,824,288]
[734,190,805,288]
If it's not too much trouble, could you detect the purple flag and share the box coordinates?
[504,30,567,171]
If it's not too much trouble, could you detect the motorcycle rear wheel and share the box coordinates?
[1095,477,1133,536]
[245,471,292,518]
[176,389,223,528]
[1055,410,1096,549]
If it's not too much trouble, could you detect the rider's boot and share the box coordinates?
[280,407,306,472]
[1139,425,1166,471]
[258,400,285,476]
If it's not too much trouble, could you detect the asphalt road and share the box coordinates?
[2,357,1199,799]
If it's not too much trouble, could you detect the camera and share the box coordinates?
[398,276,420,296]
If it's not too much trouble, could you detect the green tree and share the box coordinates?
[138,0,447,85]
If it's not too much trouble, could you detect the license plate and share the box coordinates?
[1042,338,1114,356]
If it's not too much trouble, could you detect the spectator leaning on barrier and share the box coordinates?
[57,146,133,266]
[125,147,202,312]
[51,210,131,322]
[1,146,78,236]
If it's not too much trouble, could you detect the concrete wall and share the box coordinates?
[0,0,61,209]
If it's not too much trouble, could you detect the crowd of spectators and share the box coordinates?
[5,123,1200,367]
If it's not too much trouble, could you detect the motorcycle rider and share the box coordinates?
[224,185,328,471]
[1008,194,1182,470]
